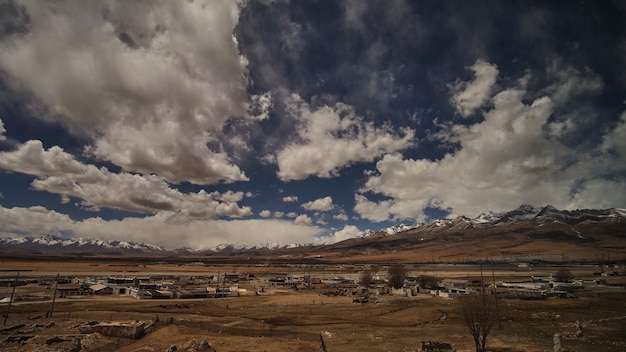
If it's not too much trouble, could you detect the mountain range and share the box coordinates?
[1,205,624,262]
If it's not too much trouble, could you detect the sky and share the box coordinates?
[0,0,625,250]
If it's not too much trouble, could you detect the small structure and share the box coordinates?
[223,273,240,283]
[93,321,147,339]
[55,284,86,297]
[130,288,173,299]
[89,284,113,295]
[441,279,470,289]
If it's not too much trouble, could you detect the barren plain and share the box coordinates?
[1,257,625,352]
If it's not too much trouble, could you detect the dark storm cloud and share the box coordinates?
[0,0,29,37]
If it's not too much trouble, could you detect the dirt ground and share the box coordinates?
[1,259,626,351]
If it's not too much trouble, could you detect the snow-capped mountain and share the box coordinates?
[208,242,304,253]
[355,205,625,241]
[361,223,421,238]
[0,205,624,256]
[474,204,625,225]
[0,234,166,254]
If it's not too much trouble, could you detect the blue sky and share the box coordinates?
[0,0,625,249]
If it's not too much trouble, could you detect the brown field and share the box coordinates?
[1,258,626,352]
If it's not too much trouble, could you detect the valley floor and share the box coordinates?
[1,259,626,352]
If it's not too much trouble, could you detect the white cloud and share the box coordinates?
[357,66,626,222]
[0,205,74,238]
[354,193,408,222]
[215,191,246,203]
[0,140,87,176]
[282,195,299,202]
[315,218,328,225]
[333,212,349,221]
[0,205,323,249]
[0,1,250,185]
[272,94,415,181]
[273,211,284,218]
[259,209,271,218]
[449,59,499,117]
[293,214,312,225]
[286,212,298,218]
[301,196,335,212]
[324,225,362,243]
[0,140,251,221]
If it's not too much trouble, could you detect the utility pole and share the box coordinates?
[492,261,502,332]
[3,272,19,325]
[49,273,60,318]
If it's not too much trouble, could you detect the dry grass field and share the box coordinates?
[1,258,626,351]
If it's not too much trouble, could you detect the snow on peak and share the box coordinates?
[384,223,419,235]
[0,235,165,253]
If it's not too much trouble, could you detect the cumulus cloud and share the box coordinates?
[0,205,74,238]
[259,209,272,218]
[0,1,250,185]
[282,195,298,202]
[0,205,323,249]
[449,59,499,117]
[301,196,335,212]
[333,212,349,221]
[324,225,362,244]
[0,140,251,221]
[272,94,415,181]
[354,194,400,222]
[357,65,626,222]
[293,214,312,225]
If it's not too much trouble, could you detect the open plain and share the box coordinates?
[1,257,625,352]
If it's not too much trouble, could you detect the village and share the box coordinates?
[2,262,618,303]
[1,260,625,352]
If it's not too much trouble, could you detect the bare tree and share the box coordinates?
[459,292,499,352]
[359,266,376,286]
[553,268,574,282]
[418,274,439,289]
[387,264,407,289]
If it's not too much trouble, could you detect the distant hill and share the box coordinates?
[1,205,625,263]
[311,205,626,263]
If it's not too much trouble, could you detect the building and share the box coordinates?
[55,284,86,297]
[88,284,113,295]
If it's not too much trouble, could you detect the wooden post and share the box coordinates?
[49,273,60,318]
[3,272,19,325]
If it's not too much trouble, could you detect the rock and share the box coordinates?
[70,338,82,352]
[166,345,177,352]
[199,340,217,351]
[46,336,68,344]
